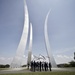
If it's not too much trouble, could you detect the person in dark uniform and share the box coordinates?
[31,61,33,71]
[44,62,46,71]
[49,62,52,71]
[36,62,39,71]
[39,61,42,71]
[46,62,48,71]
[42,62,44,71]
[33,61,36,72]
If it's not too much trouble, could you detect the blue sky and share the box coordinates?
[0,0,75,64]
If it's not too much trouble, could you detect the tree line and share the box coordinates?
[0,64,10,68]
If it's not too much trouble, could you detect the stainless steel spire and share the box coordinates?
[27,23,33,65]
[44,10,57,68]
[10,0,29,68]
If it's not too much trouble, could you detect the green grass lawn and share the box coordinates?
[0,72,75,75]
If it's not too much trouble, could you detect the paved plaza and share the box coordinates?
[0,68,75,74]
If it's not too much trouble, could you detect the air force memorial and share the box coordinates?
[10,0,57,69]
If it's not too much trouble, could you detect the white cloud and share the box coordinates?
[0,56,27,65]
[63,55,69,59]
[54,54,74,64]
[0,54,32,65]
[0,57,13,65]
[53,47,75,64]
[57,55,63,58]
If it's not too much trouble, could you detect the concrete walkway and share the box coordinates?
[0,67,31,74]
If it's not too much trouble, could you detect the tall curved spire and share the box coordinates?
[27,23,33,65]
[44,10,57,68]
[10,0,29,68]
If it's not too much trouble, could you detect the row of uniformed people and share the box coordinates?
[28,61,52,72]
